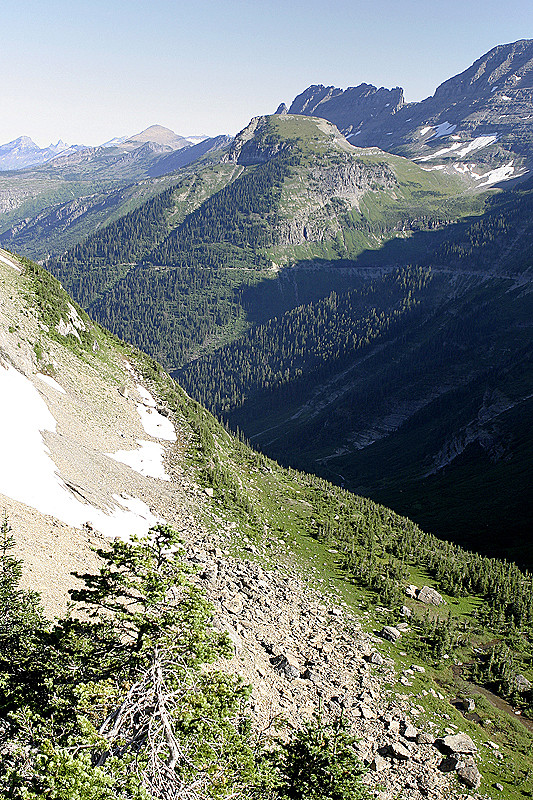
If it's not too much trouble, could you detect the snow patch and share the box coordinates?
[36,373,66,394]
[137,384,156,407]
[418,143,462,160]
[418,135,498,162]
[137,404,176,441]
[432,121,456,138]
[0,365,162,539]
[0,250,21,272]
[455,135,497,158]
[107,439,171,481]
[476,162,516,186]
[135,384,175,440]
[419,126,432,136]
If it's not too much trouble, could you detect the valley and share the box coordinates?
[0,35,532,799]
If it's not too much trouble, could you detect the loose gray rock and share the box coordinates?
[370,754,390,772]
[388,741,411,760]
[417,585,445,606]
[438,732,477,755]
[403,723,418,740]
[381,625,401,642]
[456,760,481,789]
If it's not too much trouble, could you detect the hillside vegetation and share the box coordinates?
[1,254,533,798]
[38,114,533,567]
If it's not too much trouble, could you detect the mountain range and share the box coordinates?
[0,38,531,565]
[1,38,533,797]
[0,125,208,171]
[281,39,533,183]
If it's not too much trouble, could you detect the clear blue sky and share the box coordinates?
[1,0,532,146]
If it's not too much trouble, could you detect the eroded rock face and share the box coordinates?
[288,83,405,137]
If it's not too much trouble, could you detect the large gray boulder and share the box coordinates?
[417,585,445,606]
[437,732,477,755]
[380,625,401,642]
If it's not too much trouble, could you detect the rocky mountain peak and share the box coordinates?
[284,39,533,179]
[433,38,533,101]
[287,82,405,134]
[224,115,295,165]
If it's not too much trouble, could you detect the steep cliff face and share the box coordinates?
[276,155,398,246]
[282,40,533,179]
[288,83,405,135]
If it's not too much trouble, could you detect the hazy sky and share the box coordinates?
[2,0,532,146]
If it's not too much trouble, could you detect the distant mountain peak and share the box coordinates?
[0,136,76,171]
[126,125,190,150]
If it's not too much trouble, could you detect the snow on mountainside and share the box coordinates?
[281,39,533,183]
[0,248,190,611]
[0,136,85,171]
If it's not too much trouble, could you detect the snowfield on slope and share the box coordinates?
[0,364,163,540]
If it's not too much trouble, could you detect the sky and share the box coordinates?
[1,0,532,147]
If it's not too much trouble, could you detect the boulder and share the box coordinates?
[388,741,411,760]
[417,731,435,745]
[456,760,481,790]
[417,585,445,606]
[369,754,390,772]
[380,625,401,642]
[403,723,418,740]
[515,673,532,692]
[271,652,300,680]
[437,732,477,755]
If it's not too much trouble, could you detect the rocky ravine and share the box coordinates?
[0,250,498,798]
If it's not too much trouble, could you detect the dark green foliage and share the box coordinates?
[0,515,46,717]
[266,715,368,800]
[432,180,533,273]
[152,154,297,267]
[178,266,432,414]
[0,524,256,799]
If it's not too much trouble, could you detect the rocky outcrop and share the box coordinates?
[177,531,484,799]
[287,83,405,137]
[223,116,294,165]
[276,156,397,247]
